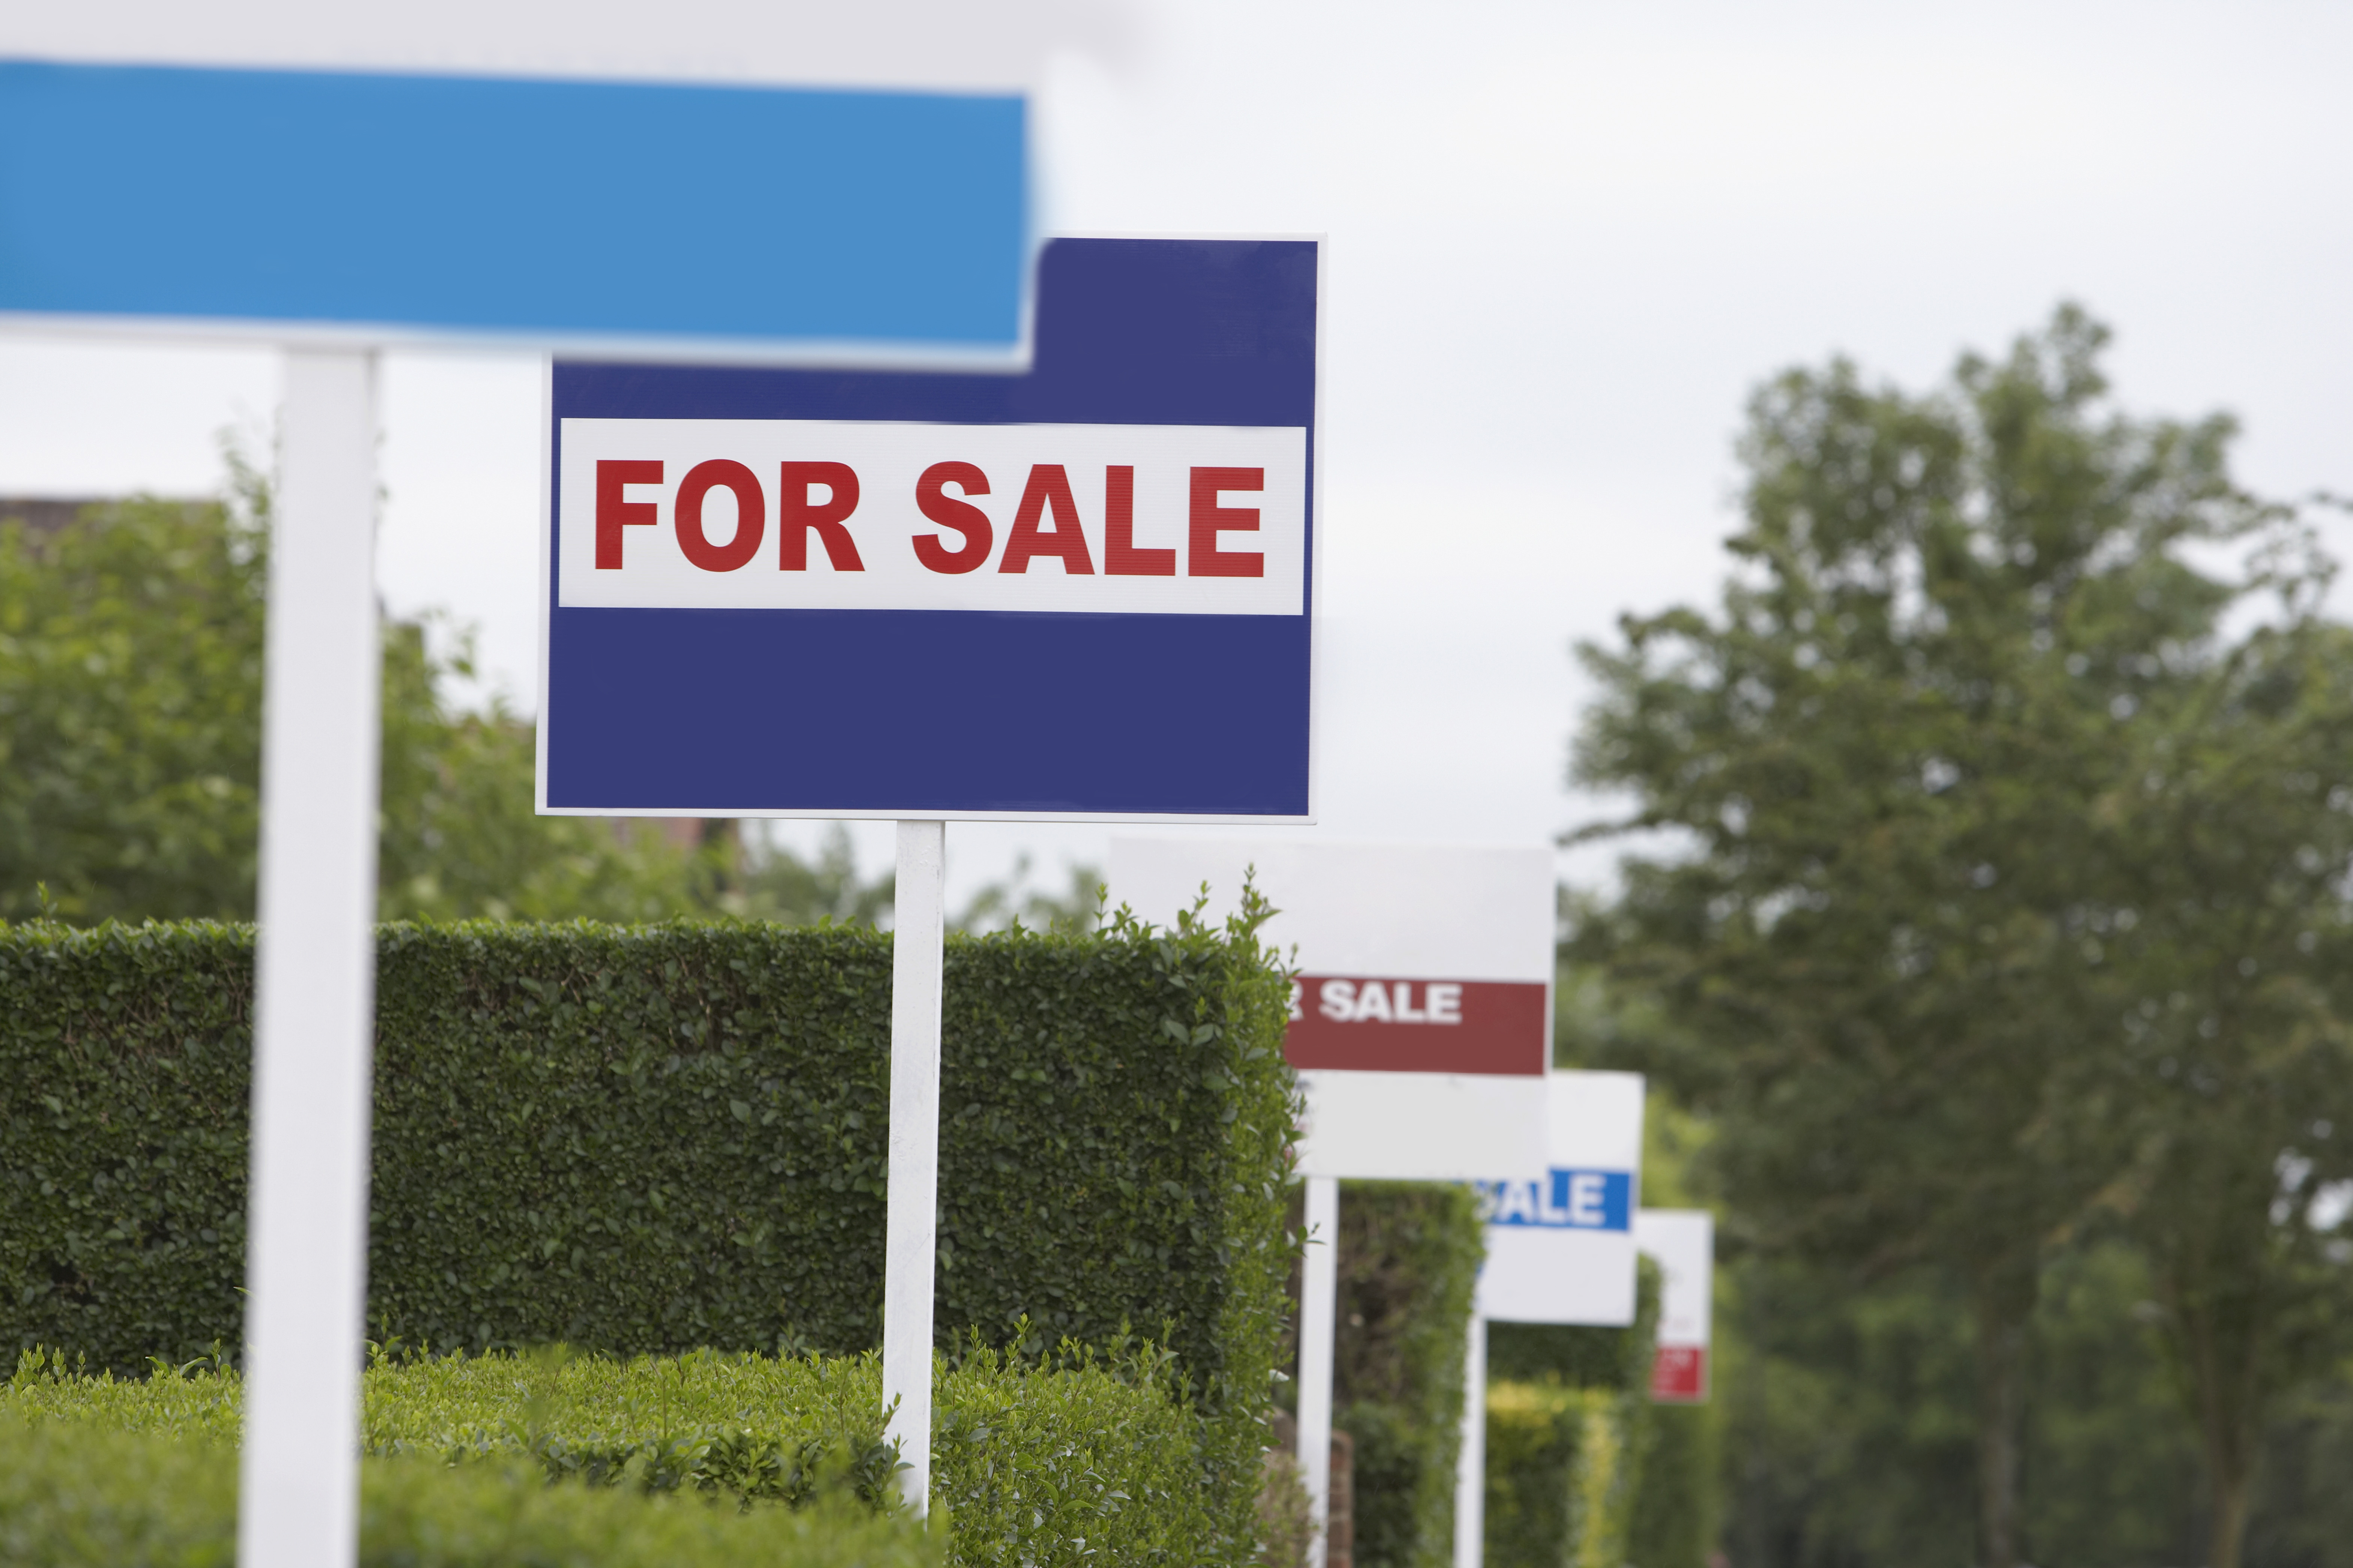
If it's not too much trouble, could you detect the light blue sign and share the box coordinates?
[0,61,1029,355]
[1476,1170,1635,1233]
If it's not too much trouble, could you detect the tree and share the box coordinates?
[373,616,732,923]
[2100,614,2353,1568]
[0,493,264,921]
[0,477,865,926]
[1568,307,2290,1566]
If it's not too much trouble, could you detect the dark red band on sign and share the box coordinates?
[1283,976,1548,1076]
[1649,1345,1708,1404]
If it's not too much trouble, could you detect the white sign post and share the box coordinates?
[1109,840,1554,1568]
[1452,1308,1488,1568]
[1454,1069,1648,1568]
[240,348,382,1565]
[884,821,947,1506]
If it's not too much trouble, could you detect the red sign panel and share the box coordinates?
[1283,976,1548,1076]
[1649,1345,1708,1404]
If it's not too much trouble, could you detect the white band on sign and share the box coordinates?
[556,419,1309,616]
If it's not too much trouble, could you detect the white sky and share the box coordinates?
[4,0,2350,915]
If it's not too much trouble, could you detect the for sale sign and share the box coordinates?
[1106,839,1552,1179]
[538,238,1319,820]
[1636,1209,1714,1403]
[1475,1071,1647,1327]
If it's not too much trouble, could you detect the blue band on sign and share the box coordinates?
[0,61,1028,351]
[1477,1171,1635,1232]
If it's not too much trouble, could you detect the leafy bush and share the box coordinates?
[1626,1400,1719,1568]
[6,1339,1217,1568]
[1255,1446,1314,1568]
[1483,1379,1586,1568]
[0,1418,937,1568]
[0,490,732,928]
[0,905,1296,1560]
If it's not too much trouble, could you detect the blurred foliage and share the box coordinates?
[1277,1182,1482,1568]
[1563,961,2353,1568]
[1335,1182,1482,1568]
[953,852,1104,936]
[0,490,265,922]
[1570,306,2353,1568]
[0,477,932,927]
[1482,1262,1665,1568]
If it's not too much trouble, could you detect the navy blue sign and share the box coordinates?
[538,237,1319,820]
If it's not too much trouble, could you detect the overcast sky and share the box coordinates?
[4,0,2349,914]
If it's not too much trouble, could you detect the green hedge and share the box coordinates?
[1482,1259,1663,1568]
[0,904,1296,1559]
[1305,1181,1483,1568]
[0,1418,935,1568]
[7,1339,1213,1568]
[1483,1379,1589,1568]
[1625,1399,1719,1568]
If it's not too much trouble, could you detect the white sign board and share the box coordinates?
[1107,839,1552,1179]
[1473,1070,1646,1326]
[1635,1209,1714,1403]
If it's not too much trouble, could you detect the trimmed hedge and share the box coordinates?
[7,1340,1207,1568]
[0,904,1297,1559]
[1293,1181,1482,1568]
[0,1422,935,1568]
[1625,1399,1720,1568]
[1482,1379,1591,1568]
[1482,1259,1663,1568]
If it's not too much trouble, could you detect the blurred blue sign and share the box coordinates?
[0,60,1029,359]
[1477,1169,1636,1233]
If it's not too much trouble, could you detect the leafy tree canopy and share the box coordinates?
[1568,305,2353,1566]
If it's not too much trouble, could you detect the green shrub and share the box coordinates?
[6,1339,1216,1568]
[0,1418,937,1568]
[1481,1260,1663,1568]
[0,904,1295,1560]
[1482,1379,1584,1568]
[1625,1400,1719,1568]
[1295,1181,1482,1568]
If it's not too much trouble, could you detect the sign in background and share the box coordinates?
[540,238,1320,821]
[1107,838,1553,1179]
[1635,1209,1714,1403]
[1475,1070,1647,1327]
